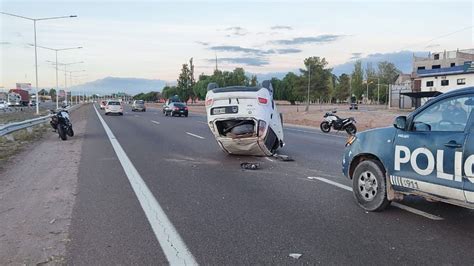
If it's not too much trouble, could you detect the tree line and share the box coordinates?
[139,57,401,104]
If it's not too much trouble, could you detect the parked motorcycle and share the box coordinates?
[50,109,74,141]
[320,110,357,135]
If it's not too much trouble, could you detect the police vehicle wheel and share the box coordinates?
[346,124,357,135]
[352,160,390,212]
[320,121,331,133]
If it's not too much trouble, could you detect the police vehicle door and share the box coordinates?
[462,98,474,203]
[393,94,473,201]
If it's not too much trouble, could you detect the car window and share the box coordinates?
[108,101,121,105]
[412,94,474,132]
[174,103,185,107]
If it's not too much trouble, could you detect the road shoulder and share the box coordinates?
[0,105,89,264]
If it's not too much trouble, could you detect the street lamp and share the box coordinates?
[1,12,77,114]
[32,44,82,109]
[67,70,86,104]
[48,61,84,105]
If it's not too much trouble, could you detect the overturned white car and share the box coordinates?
[205,81,284,156]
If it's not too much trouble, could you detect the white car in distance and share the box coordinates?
[105,100,124,116]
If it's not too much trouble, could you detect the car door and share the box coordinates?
[463,99,474,203]
[392,93,474,202]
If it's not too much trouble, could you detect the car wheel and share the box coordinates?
[119,112,123,116]
[352,160,391,212]
[105,112,109,115]
[185,114,188,117]
[320,121,331,133]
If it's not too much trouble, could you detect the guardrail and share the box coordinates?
[0,104,82,137]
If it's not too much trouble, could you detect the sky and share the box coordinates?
[1,0,473,90]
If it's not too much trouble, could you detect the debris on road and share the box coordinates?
[289,253,302,259]
[240,162,260,170]
[273,154,294,161]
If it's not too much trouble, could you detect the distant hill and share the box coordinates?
[70,77,168,95]
[332,50,427,76]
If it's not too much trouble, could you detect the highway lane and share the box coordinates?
[67,104,474,264]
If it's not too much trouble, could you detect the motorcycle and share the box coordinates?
[50,109,74,141]
[320,110,357,135]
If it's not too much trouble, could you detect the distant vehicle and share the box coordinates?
[9,89,29,106]
[162,95,182,113]
[99,100,108,110]
[0,101,7,109]
[164,102,188,117]
[205,80,284,156]
[349,95,358,110]
[343,87,474,211]
[105,100,123,115]
[29,100,37,107]
[131,100,146,112]
[320,110,357,135]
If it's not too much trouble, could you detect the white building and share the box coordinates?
[417,61,474,93]
[413,49,474,93]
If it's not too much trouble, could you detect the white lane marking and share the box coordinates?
[186,132,205,139]
[134,115,139,117]
[151,120,160,125]
[93,105,197,265]
[285,128,346,139]
[308,176,444,221]
[197,121,207,125]
[265,157,274,162]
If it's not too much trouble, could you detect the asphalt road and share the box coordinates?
[66,104,474,265]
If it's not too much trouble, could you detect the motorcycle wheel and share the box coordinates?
[58,126,67,141]
[67,127,74,137]
[320,121,331,133]
[346,124,357,135]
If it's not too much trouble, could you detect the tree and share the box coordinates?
[351,60,364,101]
[189,58,196,103]
[49,88,56,99]
[39,89,48,95]
[299,56,332,103]
[161,86,178,99]
[177,64,192,102]
[250,75,258,86]
[282,72,301,105]
[334,74,350,102]
[377,61,401,103]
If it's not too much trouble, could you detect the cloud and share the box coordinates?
[223,26,247,36]
[196,41,209,46]
[276,48,302,54]
[271,25,293,30]
[209,57,269,66]
[272,34,344,45]
[210,45,262,54]
[425,43,440,49]
[208,45,302,56]
[350,52,362,60]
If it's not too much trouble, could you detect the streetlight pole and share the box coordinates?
[49,61,84,106]
[34,45,82,109]
[1,12,77,114]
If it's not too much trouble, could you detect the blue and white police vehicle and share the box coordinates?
[342,87,474,211]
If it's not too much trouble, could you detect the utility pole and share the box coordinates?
[305,65,311,112]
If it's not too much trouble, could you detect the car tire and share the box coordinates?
[185,114,188,117]
[320,121,331,133]
[352,160,391,212]
[119,112,123,116]
[105,112,109,115]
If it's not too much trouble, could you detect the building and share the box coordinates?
[413,49,474,93]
